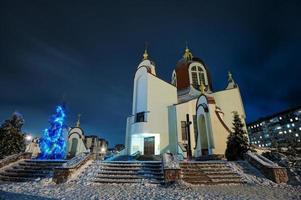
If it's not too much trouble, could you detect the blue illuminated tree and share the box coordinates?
[38,106,67,159]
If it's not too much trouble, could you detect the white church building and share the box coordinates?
[125,46,246,158]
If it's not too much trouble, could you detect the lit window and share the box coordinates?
[292,123,295,127]
[299,127,301,131]
[276,126,282,130]
[287,124,290,128]
[284,131,287,134]
[190,65,206,89]
[296,133,299,137]
[290,118,293,122]
[259,144,261,147]
[279,117,282,120]
[260,136,262,139]
[279,131,283,134]
[289,129,292,133]
[258,141,260,143]
[295,117,298,120]
[254,141,257,144]
[298,140,300,142]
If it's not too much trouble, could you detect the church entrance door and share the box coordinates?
[144,137,155,155]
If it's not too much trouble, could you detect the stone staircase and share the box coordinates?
[94,161,164,184]
[180,161,244,185]
[0,159,66,182]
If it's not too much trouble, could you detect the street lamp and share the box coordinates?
[25,135,32,142]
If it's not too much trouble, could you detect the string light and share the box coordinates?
[38,105,66,160]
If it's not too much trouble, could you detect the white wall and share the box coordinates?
[174,99,198,155]
[127,65,177,155]
[213,87,246,130]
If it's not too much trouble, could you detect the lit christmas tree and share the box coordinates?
[38,105,67,159]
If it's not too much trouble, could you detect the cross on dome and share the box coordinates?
[183,42,193,61]
[199,80,206,94]
[76,114,81,127]
[142,42,149,60]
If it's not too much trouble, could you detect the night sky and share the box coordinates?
[1,0,300,147]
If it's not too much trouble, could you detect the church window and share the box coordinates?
[136,112,145,123]
[181,121,187,141]
[190,65,207,88]
[191,72,198,87]
[199,71,205,85]
[171,71,177,86]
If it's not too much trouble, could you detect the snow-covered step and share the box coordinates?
[96,174,142,179]
[5,169,50,174]
[101,167,141,171]
[0,159,65,182]
[93,161,164,184]
[180,161,244,185]
[0,172,48,178]
[202,171,236,175]
[94,178,141,184]
[181,168,231,172]
[99,171,138,175]
[208,175,241,179]
[0,175,37,182]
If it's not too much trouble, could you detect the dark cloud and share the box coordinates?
[0,0,300,147]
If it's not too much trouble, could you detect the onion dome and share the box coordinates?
[173,46,213,92]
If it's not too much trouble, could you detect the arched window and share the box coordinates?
[171,71,177,86]
[190,65,206,88]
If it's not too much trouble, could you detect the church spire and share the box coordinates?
[226,71,237,89]
[183,42,193,61]
[142,43,149,60]
[76,114,81,127]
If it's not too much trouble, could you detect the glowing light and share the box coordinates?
[25,135,32,141]
[101,147,106,153]
[38,105,67,160]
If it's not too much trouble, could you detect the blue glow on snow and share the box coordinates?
[38,105,67,160]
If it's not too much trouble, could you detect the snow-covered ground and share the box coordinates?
[1,181,300,200]
[0,161,300,200]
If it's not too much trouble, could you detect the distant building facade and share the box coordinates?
[67,115,108,158]
[85,135,108,156]
[247,106,301,148]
